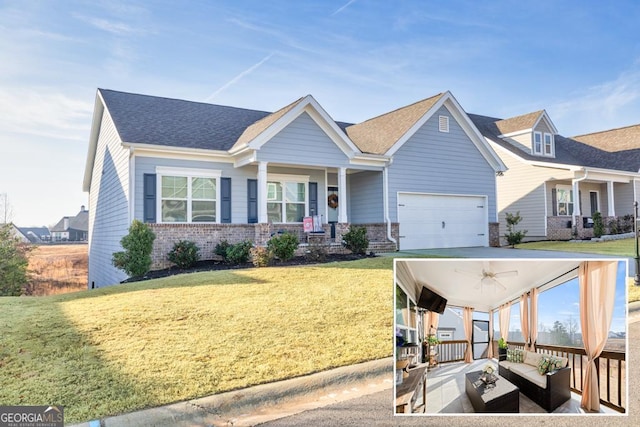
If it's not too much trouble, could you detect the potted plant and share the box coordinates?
[498,337,508,360]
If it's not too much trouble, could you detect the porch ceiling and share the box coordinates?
[398,259,582,312]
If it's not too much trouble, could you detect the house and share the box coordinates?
[50,206,89,242]
[83,89,506,287]
[469,112,640,241]
[15,226,50,243]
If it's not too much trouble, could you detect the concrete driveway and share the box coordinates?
[382,246,636,276]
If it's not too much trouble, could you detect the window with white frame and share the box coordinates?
[157,167,220,223]
[395,284,418,344]
[544,133,553,155]
[533,131,543,155]
[267,174,308,223]
[556,185,573,216]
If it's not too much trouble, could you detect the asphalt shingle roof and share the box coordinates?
[494,110,544,135]
[573,124,640,153]
[99,89,272,151]
[469,113,640,173]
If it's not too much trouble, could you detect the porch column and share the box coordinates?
[572,180,581,216]
[258,161,268,223]
[338,167,347,223]
[607,181,616,217]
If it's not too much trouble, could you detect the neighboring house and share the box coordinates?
[50,206,89,242]
[16,226,50,243]
[84,89,506,287]
[470,112,640,241]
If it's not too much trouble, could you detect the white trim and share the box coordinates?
[533,131,543,155]
[266,173,310,224]
[588,190,600,216]
[498,128,533,138]
[555,184,574,216]
[543,132,554,157]
[267,173,310,183]
[155,167,222,224]
[438,115,449,133]
[532,111,559,135]
[129,148,135,223]
[128,144,234,163]
[607,181,616,217]
[543,181,548,237]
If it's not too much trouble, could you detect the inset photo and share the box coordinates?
[394,259,628,416]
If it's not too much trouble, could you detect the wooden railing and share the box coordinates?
[436,340,467,363]
[507,341,625,413]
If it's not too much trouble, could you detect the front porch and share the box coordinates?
[547,214,634,240]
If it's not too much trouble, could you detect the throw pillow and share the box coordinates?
[537,355,551,375]
[516,349,524,363]
[548,356,563,371]
[506,349,512,362]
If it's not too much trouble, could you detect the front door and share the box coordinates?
[327,186,338,223]
[472,320,489,360]
[590,191,599,216]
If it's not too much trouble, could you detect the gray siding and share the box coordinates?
[257,112,351,168]
[88,110,130,287]
[534,119,553,135]
[614,182,634,216]
[348,171,384,223]
[387,105,497,223]
[133,159,328,223]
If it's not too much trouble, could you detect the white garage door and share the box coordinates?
[398,193,488,250]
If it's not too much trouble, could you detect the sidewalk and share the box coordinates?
[70,358,393,427]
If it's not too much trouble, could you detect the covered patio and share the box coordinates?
[395,259,626,414]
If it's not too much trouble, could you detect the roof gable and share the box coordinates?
[495,110,544,135]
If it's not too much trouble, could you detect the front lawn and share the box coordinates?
[517,238,634,257]
[0,257,394,423]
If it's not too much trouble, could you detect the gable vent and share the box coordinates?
[438,115,449,133]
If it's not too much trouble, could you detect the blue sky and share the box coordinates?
[2,1,640,226]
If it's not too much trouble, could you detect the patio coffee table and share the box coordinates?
[465,370,519,413]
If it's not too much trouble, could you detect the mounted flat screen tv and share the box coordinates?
[417,286,447,314]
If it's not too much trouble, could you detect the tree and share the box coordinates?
[0,193,13,224]
[112,220,156,277]
[592,211,604,238]
[504,211,528,248]
[551,320,570,345]
[565,314,580,346]
[0,223,31,296]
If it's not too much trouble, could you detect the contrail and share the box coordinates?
[205,53,275,102]
[331,0,356,16]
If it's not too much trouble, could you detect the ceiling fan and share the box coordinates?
[455,262,518,292]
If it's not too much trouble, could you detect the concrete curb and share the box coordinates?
[70,358,393,427]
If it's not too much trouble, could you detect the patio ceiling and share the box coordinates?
[396,259,583,313]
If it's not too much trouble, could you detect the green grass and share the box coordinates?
[0,257,395,423]
[517,238,634,257]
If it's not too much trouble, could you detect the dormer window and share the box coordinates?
[533,132,543,155]
[544,133,553,155]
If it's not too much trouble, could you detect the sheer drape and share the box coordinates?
[428,311,440,336]
[499,303,511,344]
[579,261,617,412]
[520,293,529,350]
[530,287,539,351]
[488,310,494,359]
[463,307,473,363]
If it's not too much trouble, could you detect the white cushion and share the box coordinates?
[524,350,544,367]
[510,363,547,389]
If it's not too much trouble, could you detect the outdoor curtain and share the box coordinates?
[529,287,539,352]
[487,310,494,359]
[498,302,511,344]
[579,261,617,412]
[427,310,440,336]
[463,306,473,363]
[520,292,530,351]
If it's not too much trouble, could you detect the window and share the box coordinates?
[267,174,308,223]
[508,301,524,343]
[533,132,543,155]
[544,133,553,155]
[396,285,418,344]
[438,115,449,133]
[157,167,220,223]
[556,185,573,216]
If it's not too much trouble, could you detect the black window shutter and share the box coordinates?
[143,173,156,223]
[221,177,232,223]
[247,179,258,223]
[578,190,582,215]
[551,188,557,216]
[309,182,318,216]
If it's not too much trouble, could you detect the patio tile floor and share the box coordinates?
[426,359,617,414]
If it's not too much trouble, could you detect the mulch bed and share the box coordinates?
[123,253,374,283]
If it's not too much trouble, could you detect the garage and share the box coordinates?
[397,193,488,250]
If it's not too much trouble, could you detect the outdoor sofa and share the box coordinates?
[498,349,571,412]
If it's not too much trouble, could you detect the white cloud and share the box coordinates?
[73,13,147,36]
[331,0,357,16]
[204,53,276,102]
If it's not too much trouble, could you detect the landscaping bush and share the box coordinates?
[112,220,156,277]
[267,232,299,261]
[593,211,604,237]
[0,223,31,296]
[504,211,527,247]
[214,240,232,261]
[250,246,273,267]
[305,241,328,263]
[226,240,253,265]
[621,214,634,233]
[167,240,200,269]
[607,217,618,235]
[342,226,369,255]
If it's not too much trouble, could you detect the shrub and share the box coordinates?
[504,212,527,248]
[0,223,31,296]
[621,214,634,233]
[214,240,232,261]
[226,240,253,265]
[592,211,604,237]
[342,226,369,255]
[250,246,273,267]
[607,218,618,235]
[267,232,299,262]
[112,220,156,277]
[305,241,328,263]
[167,240,200,269]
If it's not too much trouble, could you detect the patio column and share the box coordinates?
[607,181,616,217]
[258,161,268,223]
[338,167,347,223]
[572,180,581,217]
